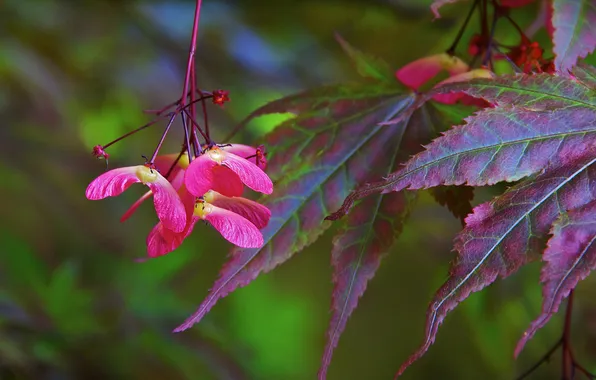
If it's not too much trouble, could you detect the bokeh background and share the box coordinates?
[1,0,595,379]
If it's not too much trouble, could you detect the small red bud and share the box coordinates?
[92,145,109,160]
[212,90,230,107]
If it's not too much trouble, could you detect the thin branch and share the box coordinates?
[179,0,203,109]
[102,116,166,149]
[447,0,480,55]
[562,291,575,380]
[148,113,177,164]
[515,339,562,380]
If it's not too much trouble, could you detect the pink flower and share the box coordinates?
[86,165,186,233]
[224,144,268,170]
[185,146,273,198]
[146,189,270,257]
[120,153,190,222]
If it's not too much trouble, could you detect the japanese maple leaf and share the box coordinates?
[515,199,596,355]
[319,100,466,379]
[173,39,480,380]
[173,83,417,333]
[551,0,596,72]
[329,65,596,376]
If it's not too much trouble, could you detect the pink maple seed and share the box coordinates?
[147,223,181,258]
[153,152,190,178]
[86,165,187,233]
[120,153,190,223]
[146,218,198,257]
[145,183,198,257]
[185,147,273,198]
[222,144,268,170]
[396,53,469,90]
[204,190,271,229]
[194,200,264,248]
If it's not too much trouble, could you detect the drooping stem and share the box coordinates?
[200,85,210,141]
[503,12,530,42]
[182,113,193,162]
[180,93,214,112]
[183,109,209,142]
[516,339,561,380]
[482,2,500,68]
[517,291,596,380]
[190,51,197,121]
[446,0,480,55]
[148,113,177,164]
[190,55,198,153]
[164,147,186,179]
[491,44,523,73]
[102,117,165,149]
[144,97,182,116]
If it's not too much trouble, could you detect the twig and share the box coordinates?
[515,339,561,380]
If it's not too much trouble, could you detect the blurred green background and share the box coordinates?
[1,0,595,379]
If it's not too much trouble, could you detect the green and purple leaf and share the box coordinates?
[515,199,596,356]
[397,152,596,376]
[174,84,416,332]
[319,101,456,378]
[430,72,595,110]
[320,153,411,380]
[316,72,596,376]
[328,74,596,220]
[552,0,596,72]
[573,62,596,87]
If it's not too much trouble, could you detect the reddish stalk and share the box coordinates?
[517,291,596,380]
[148,113,177,164]
[180,93,214,112]
[182,113,194,162]
[482,3,499,69]
[190,52,198,152]
[143,97,181,115]
[102,116,165,149]
[562,291,575,380]
[164,148,186,179]
[190,51,197,122]
[179,0,203,111]
[200,86,211,141]
[446,0,480,55]
[183,109,209,142]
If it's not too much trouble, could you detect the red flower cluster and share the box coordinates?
[506,37,554,74]
[86,144,272,257]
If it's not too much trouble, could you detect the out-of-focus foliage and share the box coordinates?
[1,1,595,379]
